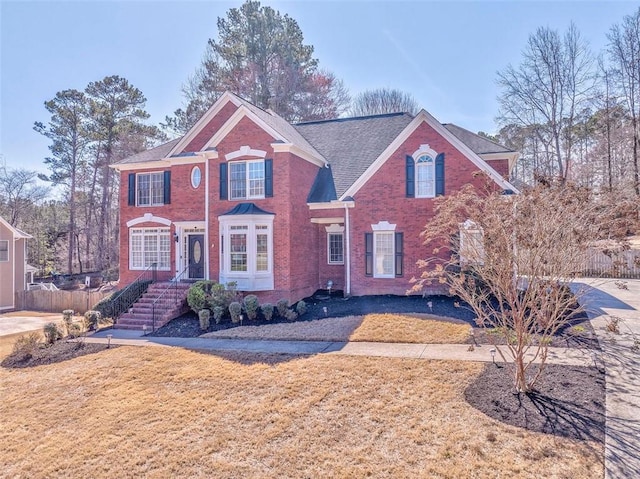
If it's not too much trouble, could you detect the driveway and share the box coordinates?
[0,311,61,337]
[577,279,640,479]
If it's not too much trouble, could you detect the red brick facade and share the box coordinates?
[116,94,514,303]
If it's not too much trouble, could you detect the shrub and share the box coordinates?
[67,323,83,339]
[276,299,289,317]
[243,295,259,320]
[284,310,298,321]
[43,322,61,344]
[12,332,40,359]
[229,301,242,323]
[198,309,211,330]
[209,282,238,310]
[83,310,102,331]
[295,300,307,316]
[213,306,225,324]
[187,281,210,313]
[62,309,74,324]
[262,303,274,321]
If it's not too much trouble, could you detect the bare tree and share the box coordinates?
[608,7,640,196]
[412,179,631,393]
[0,166,49,227]
[349,88,419,117]
[497,24,594,181]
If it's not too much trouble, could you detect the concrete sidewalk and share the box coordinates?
[576,279,640,479]
[89,329,597,366]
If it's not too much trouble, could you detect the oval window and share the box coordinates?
[191,166,201,188]
[193,240,202,263]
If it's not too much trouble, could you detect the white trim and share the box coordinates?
[325,224,345,233]
[412,144,437,160]
[134,171,165,207]
[225,146,267,161]
[229,159,266,200]
[191,165,202,189]
[271,142,327,168]
[326,229,345,265]
[168,91,242,157]
[308,200,355,210]
[202,106,286,151]
[371,221,396,232]
[218,214,275,291]
[111,155,211,172]
[310,217,344,224]
[128,227,171,271]
[126,214,172,228]
[0,216,31,239]
[340,110,519,199]
[373,231,395,279]
[479,151,520,175]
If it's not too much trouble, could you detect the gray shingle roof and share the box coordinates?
[115,138,181,165]
[295,113,414,197]
[442,124,513,154]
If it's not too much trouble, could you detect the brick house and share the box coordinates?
[113,91,518,306]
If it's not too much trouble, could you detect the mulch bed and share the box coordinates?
[465,363,605,443]
[150,294,598,349]
[1,341,115,369]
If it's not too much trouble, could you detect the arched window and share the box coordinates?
[416,155,435,197]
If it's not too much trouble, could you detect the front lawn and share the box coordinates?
[0,347,602,478]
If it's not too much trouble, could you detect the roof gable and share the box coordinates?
[442,124,513,154]
[340,110,519,199]
[0,215,31,239]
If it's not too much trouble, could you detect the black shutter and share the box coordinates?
[395,232,403,277]
[406,155,415,198]
[163,171,171,204]
[265,158,273,197]
[435,153,445,196]
[220,163,228,200]
[365,233,373,277]
[128,173,136,206]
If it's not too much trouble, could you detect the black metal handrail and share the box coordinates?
[110,263,157,320]
[150,264,190,332]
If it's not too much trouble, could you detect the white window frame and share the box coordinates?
[219,214,274,291]
[326,224,344,265]
[229,160,265,200]
[0,240,8,262]
[129,227,171,271]
[371,221,396,278]
[459,219,485,266]
[412,144,438,199]
[191,166,201,189]
[136,171,164,207]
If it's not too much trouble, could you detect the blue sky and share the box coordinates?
[1,0,638,173]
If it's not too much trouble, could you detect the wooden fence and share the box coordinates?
[14,290,110,314]
[581,249,640,279]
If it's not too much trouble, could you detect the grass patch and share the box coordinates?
[0,347,601,478]
[350,313,471,343]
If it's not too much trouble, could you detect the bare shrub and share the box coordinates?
[12,332,41,360]
[43,323,61,345]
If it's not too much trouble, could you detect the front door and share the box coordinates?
[188,234,205,279]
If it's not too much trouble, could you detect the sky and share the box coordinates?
[1,0,639,174]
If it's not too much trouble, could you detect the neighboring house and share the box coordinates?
[113,92,519,303]
[0,215,32,311]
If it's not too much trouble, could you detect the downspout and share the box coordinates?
[344,202,351,296]
[205,157,210,280]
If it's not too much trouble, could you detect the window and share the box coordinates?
[219,216,274,291]
[374,232,395,277]
[366,222,403,278]
[191,166,201,189]
[459,220,485,265]
[137,172,164,206]
[326,224,344,265]
[129,228,170,270]
[416,155,435,197]
[0,240,8,262]
[230,160,264,200]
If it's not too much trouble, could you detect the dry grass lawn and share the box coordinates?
[351,313,471,343]
[0,347,601,478]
